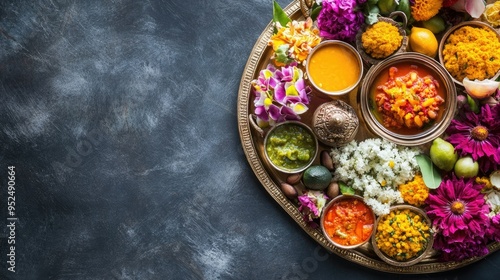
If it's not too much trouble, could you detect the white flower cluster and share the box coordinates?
[486,191,500,217]
[330,138,420,216]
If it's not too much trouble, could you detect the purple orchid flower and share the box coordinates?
[251,63,311,127]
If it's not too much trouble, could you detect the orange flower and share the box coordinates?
[269,17,321,66]
[398,175,429,207]
[411,0,443,21]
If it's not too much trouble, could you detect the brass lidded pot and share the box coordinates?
[312,100,359,147]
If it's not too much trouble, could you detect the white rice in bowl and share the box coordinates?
[330,138,420,215]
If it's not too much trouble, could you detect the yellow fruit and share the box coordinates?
[409,27,438,58]
[463,77,500,99]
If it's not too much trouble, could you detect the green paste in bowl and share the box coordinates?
[265,122,317,172]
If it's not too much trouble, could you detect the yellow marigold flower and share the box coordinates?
[398,175,429,207]
[476,176,493,193]
[269,17,321,66]
[411,0,443,21]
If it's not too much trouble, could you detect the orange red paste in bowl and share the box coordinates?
[321,196,375,248]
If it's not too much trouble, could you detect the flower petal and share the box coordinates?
[465,0,486,18]
[268,104,281,121]
[290,102,309,115]
[274,85,286,104]
[285,83,299,96]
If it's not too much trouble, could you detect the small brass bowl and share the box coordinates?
[438,20,500,86]
[355,11,409,65]
[371,205,434,267]
[263,121,318,174]
[320,195,376,250]
[359,52,457,146]
[306,40,363,97]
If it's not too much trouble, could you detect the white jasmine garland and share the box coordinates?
[330,138,420,215]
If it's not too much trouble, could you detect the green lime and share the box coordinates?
[429,138,458,172]
[421,15,446,34]
[378,0,397,15]
[454,156,479,178]
[303,165,332,190]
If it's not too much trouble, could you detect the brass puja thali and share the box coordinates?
[237,0,500,273]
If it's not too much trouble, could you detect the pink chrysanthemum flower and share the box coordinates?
[446,104,500,173]
[426,175,491,261]
[316,0,365,42]
[298,191,328,228]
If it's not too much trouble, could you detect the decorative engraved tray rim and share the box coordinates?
[236,0,500,274]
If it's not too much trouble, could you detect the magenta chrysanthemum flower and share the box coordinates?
[316,0,365,42]
[427,175,489,239]
[487,214,500,242]
[426,175,491,261]
[446,104,500,173]
[432,234,489,262]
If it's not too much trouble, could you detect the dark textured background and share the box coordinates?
[0,0,499,279]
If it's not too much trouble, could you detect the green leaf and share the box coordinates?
[339,182,356,195]
[275,44,294,65]
[310,4,322,21]
[364,5,380,25]
[467,94,480,113]
[415,154,442,189]
[366,13,380,25]
[273,0,291,27]
[396,0,411,19]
